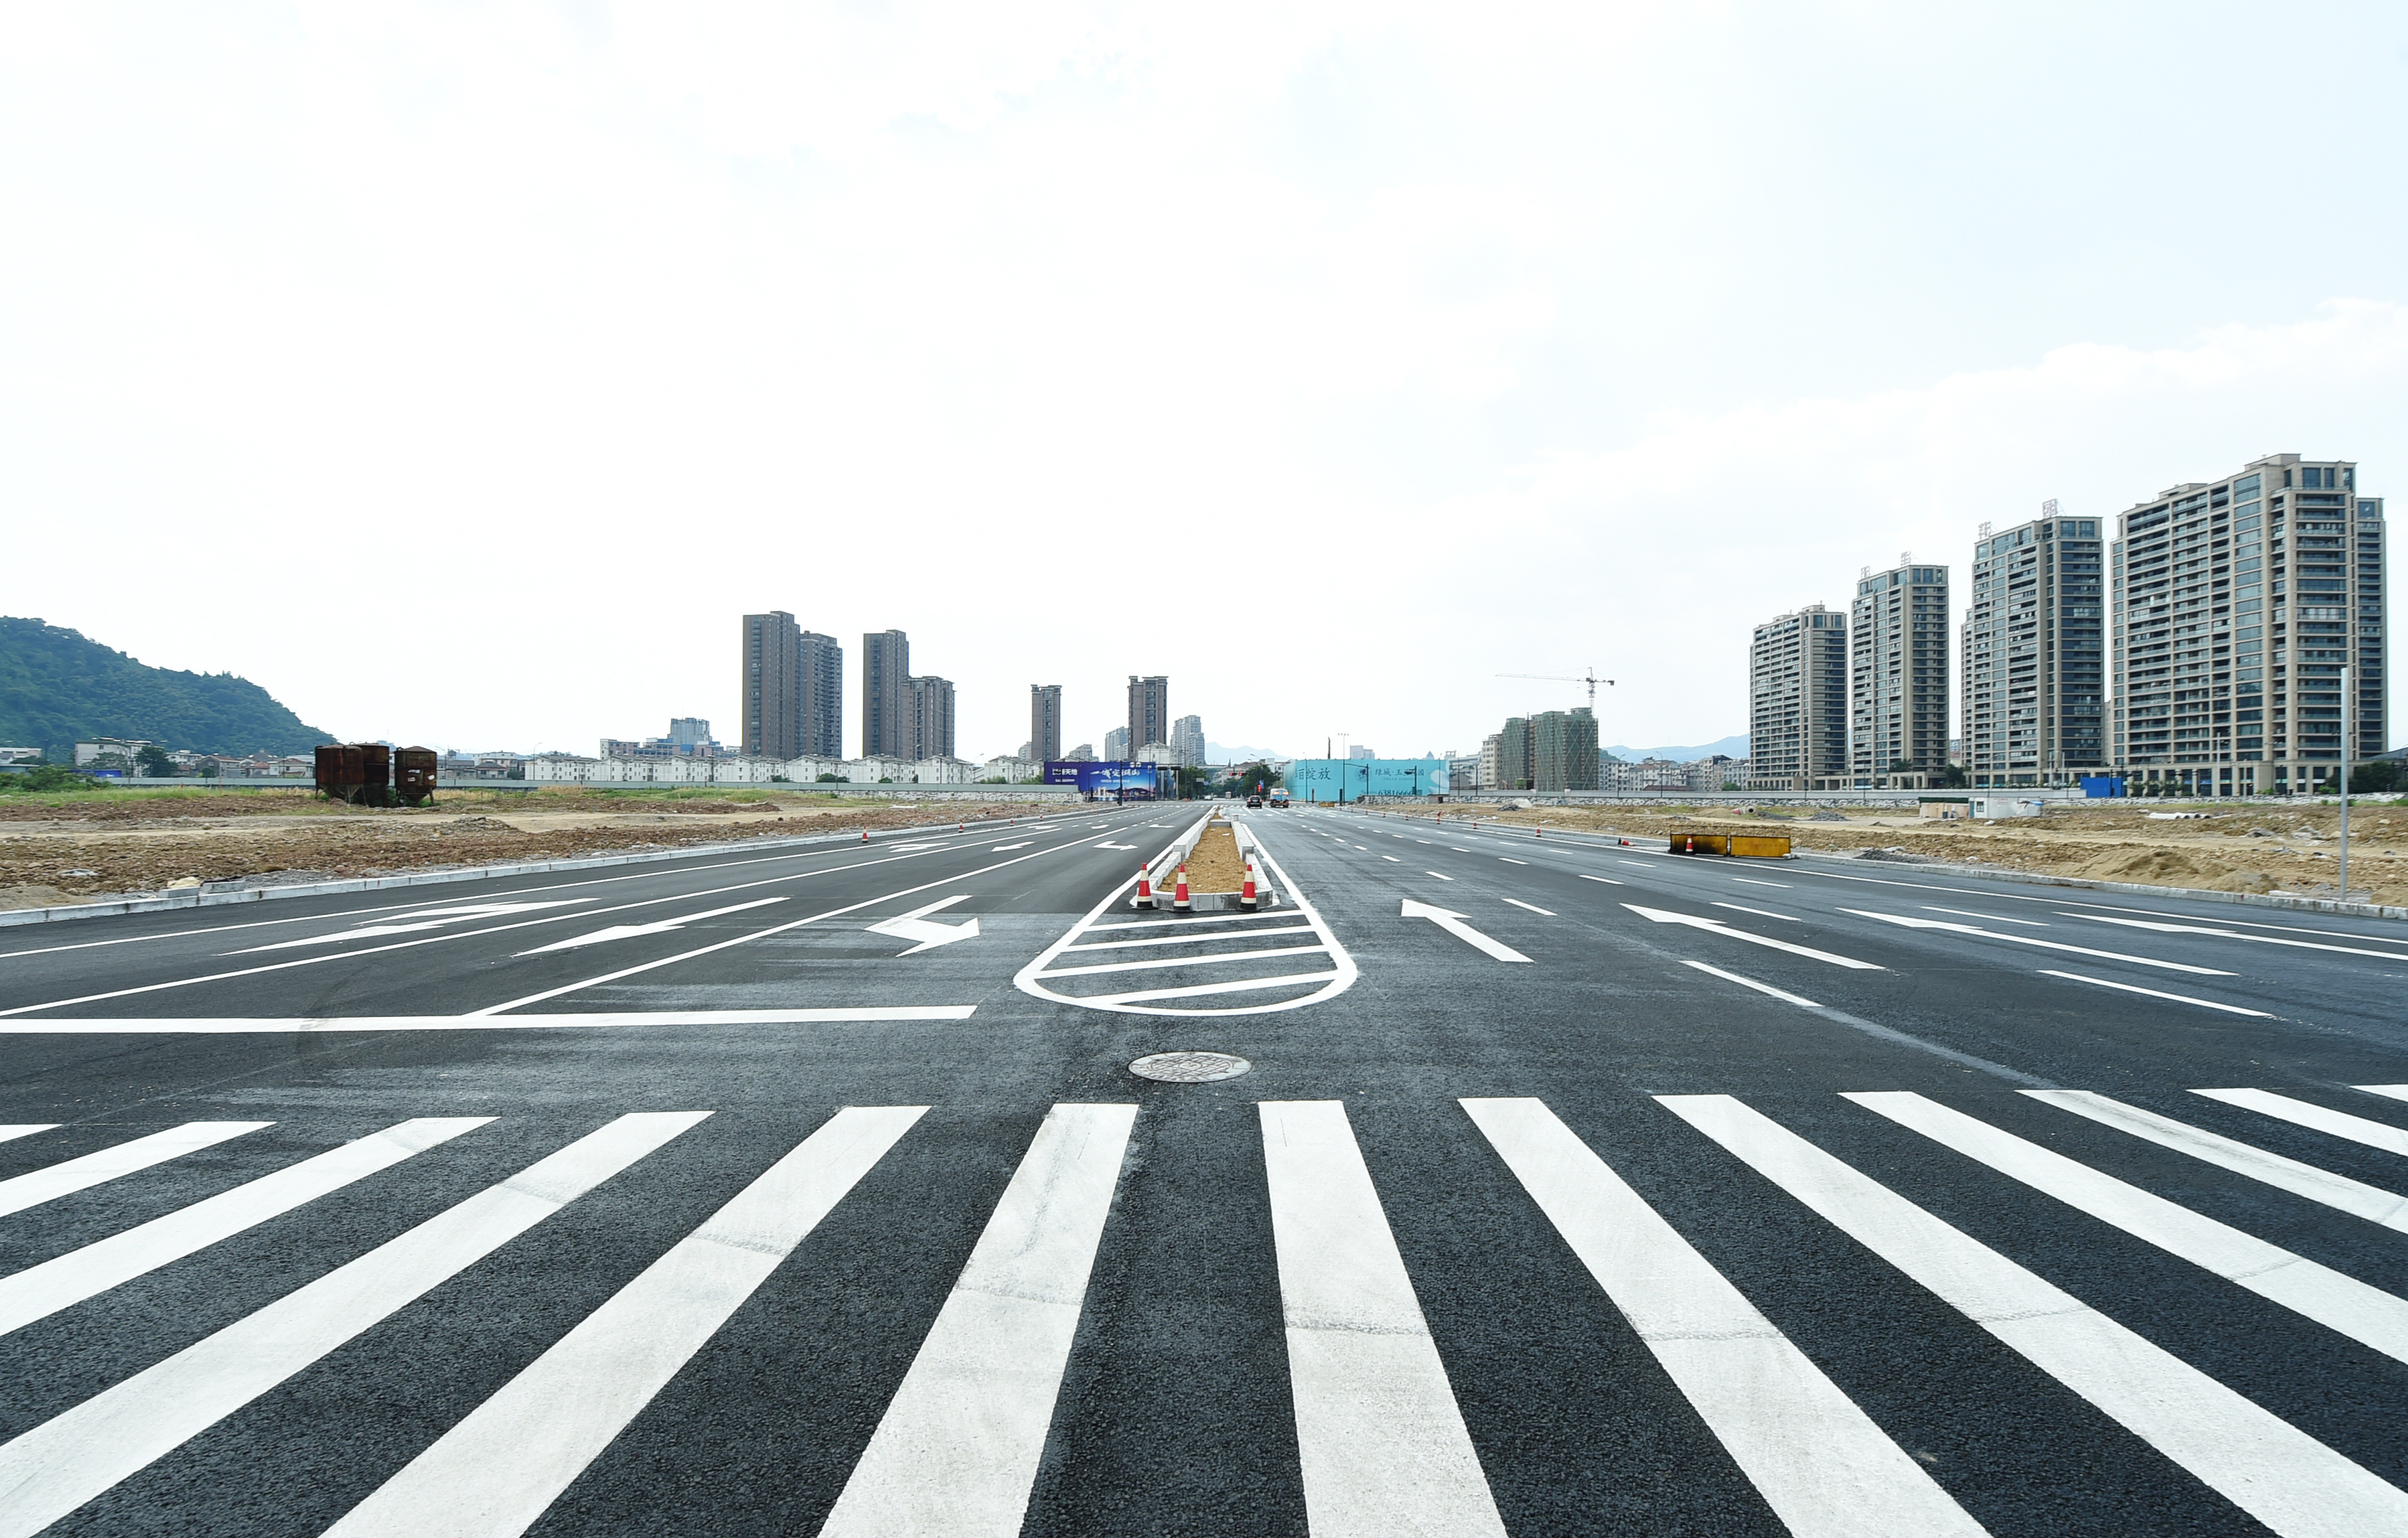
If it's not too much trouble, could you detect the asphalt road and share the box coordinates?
[0,799,2404,1536]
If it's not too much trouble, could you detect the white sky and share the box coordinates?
[5,4,2404,760]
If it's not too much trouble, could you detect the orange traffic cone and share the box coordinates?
[1240,860,1258,910]
[1172,863,1192,910]
[1136,864,1155,910]
[861,830,869,843]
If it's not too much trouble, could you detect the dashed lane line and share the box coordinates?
[1501,898,1555,916]
[1712,902,1799,923]
[2036,970,2273,1017]
[1678,960,1822,1008]
[1840,910,2232,976]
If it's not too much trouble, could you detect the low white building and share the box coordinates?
[525,753,1001,787]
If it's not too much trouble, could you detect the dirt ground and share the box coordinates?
[1415,798,2408,908]
[1180,820,1249,893]
[0,787,1075,910]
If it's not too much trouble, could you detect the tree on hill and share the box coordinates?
[0,616,335,763]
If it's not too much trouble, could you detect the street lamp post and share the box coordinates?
[2339,664,2351,897]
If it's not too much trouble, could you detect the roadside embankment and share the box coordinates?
[1419,798,2408,908]
[0,787,1067,910]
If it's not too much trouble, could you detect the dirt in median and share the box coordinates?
[1420,799,2408,908]
[0,788,1072,910]
[1180,820,1250,893]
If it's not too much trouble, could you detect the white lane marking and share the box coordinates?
[2194,1089,2408,1158]
[1578,874,1621,885]
[867,895,982,956]
[2026,1091,2408,1235]
[1039,944,1330,980]
[1381,855,1401,862]
[2036,970,2273,1016]
[326,1106,924,1538]
[0,1118,491,1339]
[0,1008,977,1034]
[1260,1101,1507,1538]
[1849,1092,2408,1366]
[0,1113,707,1538]
[1924,906,2049,926]
[2070,913,2408,961]
[1401,899,1532,963]
[1086,910,1297,933]
[1354,845,1370,850]
[514,898,787,956]
[1499,858,1528,865]
[1678,960,1821,1008]
[819,1104,1135,1538]
[227,901,597,953]
[1064,925,1316,953]
[2364,1086,2408,1108]
[0,1128,55,1145]
[1451,847,1470,852]
[988,842,1034,851]
[1626,906,1882,970]
[1463,1099,1975,1535]
[1731,878,1792,889]
[1424,870,1455,881]
[1093,841,1136,851]
[1711,902,1799,923]
[1501,898,1555,916]
[0,1122,270,1220]
[1659,1093,2408,1538]
[1839,910,2231,976]
[1070,972,1340,1008]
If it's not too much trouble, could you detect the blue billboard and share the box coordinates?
[1043,760,1161,798]
[1284,758,1449,803]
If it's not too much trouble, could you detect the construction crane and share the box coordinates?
[1497,669,1615,710]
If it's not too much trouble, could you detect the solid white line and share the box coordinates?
[1731,878,1792,889]
[1039,943,1329,979]
[1501,898,1555,916]
[1086,910,1297,932]
[1659,1093,2408,1537]
[2363,1086,2408,1108]
[2024,1091,2408,1235]
[1849,1092,2408,1366]
[1679,960,1821,1008]
[327,1106,925,1538]
[819,1104,1135,1538]
[1499,858,1528,865]
[1578,874,1621,885]
[1924,906,2050,926]
[0,1122,270,1220]
[1626,905,1884,970]
[1711,901,1799,922]
[2036,970,2272,1016]
[0,1112,708,1538]
[1461,1098,1977,1536]
[513,897,786,956]
[0,1118,491,1338]
[2071,913,2408,961]
[1617,860,1656,868]
[1838,909,2231,976]
[1074,971,1341,1006]
[2193,1089,2408,1158]
[0,1127,56,1145]
[1259,1101,1506,1538]
[1063,924,1317,953]
[0,1008,977,1035]
[1425,870,1455,880]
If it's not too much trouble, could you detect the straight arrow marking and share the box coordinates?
[1622,905,1884,970]
[1401,899,1532,963]
[868,896,982,956]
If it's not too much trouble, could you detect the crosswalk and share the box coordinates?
[0,1084,2402,1535]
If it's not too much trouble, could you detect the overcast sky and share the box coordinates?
[6,4,2404,762]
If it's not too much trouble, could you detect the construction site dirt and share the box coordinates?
[0,789,1069,912]
[1429,799,2408,909]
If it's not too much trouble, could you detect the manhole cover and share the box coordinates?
[1130,1051,1252,1084]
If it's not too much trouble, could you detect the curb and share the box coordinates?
[1797,849,2408,923]
[0,807,1076,931]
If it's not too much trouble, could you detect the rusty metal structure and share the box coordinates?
[394,747,438,806]
[313,743,436,806]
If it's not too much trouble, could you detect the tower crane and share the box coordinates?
[1497,669,1615,710]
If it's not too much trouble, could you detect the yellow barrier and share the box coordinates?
[1729,834,1792,859]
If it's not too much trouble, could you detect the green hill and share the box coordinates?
[0,617,335,763]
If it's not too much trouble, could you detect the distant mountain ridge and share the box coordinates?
[0,617,334,762]
[1606,734,1748,763]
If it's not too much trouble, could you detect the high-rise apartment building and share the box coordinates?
[861,630,911,759]
[1963,507,2105,787]
[1103,726,1130,760]
[908,675,956,760]
[797,630,842,758]
[1127,676,1169,759]
[1747,604,1849,790]
[1849,559,1951,786]
[1479,733,1501,792]
[1171,714,1205,767]
[1496,718,1531,791]
[1532,708,1599,791]
[1031,685,1063,764]
[2111,454,2385,793]
[741,612,804,759]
